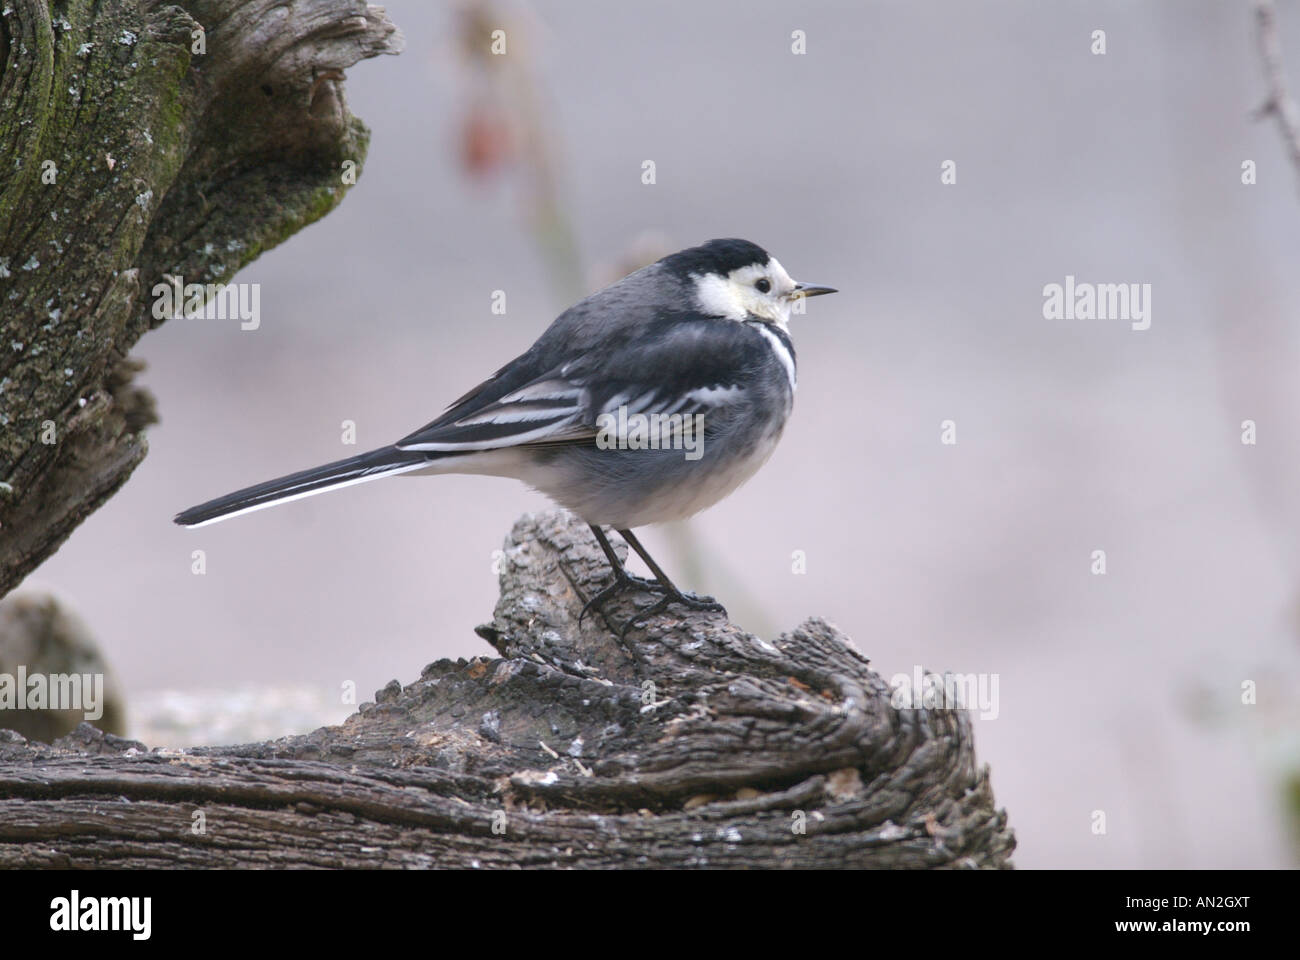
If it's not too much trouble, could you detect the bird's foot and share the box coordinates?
[578,571,661,625]
[617,588,726,639]
[579,569,726,638]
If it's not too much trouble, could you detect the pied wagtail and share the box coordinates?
[175,238,836,634]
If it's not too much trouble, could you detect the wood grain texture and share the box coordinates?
[0,512,1016,869]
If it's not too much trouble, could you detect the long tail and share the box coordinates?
[173,445,435,528]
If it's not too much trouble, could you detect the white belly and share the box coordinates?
[624,430,784,526]
[407,426,787,529]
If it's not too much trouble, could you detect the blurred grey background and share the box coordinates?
[19,0,1300,867]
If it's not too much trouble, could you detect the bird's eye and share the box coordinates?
[755,278,771,294]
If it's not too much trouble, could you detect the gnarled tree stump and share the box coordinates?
[0,512,1015,868]
[0,0,403,593]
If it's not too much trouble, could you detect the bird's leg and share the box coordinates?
[579,526,727,636]
[578,525,659,624]
[618,528,722,607]
[614,528,726,637]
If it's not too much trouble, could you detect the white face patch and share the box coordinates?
[691,257,797,327]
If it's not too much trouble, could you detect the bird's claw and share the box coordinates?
[617,590,727,639]
[577,572,660,625]
[579,572,726,637]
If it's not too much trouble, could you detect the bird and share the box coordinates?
[175,238,836,634]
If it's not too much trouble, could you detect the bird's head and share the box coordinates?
[661,238,836,328]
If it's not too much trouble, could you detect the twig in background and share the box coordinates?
[1254,1,1300,195]
[453,0,583,303]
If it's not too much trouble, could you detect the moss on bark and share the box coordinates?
[0,0,403,593]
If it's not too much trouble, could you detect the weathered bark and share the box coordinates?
[0,0,403,594]
[0,512,1015,868]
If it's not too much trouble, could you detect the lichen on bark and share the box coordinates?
[0,0,402,594]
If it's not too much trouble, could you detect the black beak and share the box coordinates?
[791,282,837,299]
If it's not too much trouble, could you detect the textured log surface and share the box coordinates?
[0,0,403,594]
[0,512,1016,869]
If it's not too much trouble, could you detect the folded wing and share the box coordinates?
[395,315,755,454]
